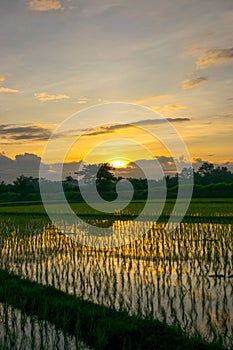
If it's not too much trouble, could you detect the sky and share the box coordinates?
[0,0,232,181]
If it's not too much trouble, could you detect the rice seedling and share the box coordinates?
[0,199,232,348]
[0,302,88,350]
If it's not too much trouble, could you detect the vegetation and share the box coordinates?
[0,268,225,350]
[0,162,233,202]
[0,198,232,220]
[0,161,232,349]
[0,207,232,348]
[0,302,82,349]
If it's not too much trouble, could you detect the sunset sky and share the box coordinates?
[0,0,232,180]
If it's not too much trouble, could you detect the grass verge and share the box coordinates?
[0,268,225,350]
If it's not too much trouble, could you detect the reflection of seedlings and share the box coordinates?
[0,214,232,347]
[209,273,233,279]
[181,284,191,298]
[0,303,85,349]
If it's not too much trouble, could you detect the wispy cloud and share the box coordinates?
[133,117,190,125]
[34,92,70,102]
[0,75,5,82]
[134,95,170,104]
[75,97,89,104]
[29,0,62,12]
[0,124,51,141]
[182,77,208,90]
[81,3,121,17]
[84,117,191,137]
[0,87,19,93]
[196,48,233,70]
[163,105,185,110]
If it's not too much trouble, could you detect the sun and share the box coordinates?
[109,160,128,168]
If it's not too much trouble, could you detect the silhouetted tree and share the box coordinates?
[76,163,117,200]
[76,164,100,184]
[194,162,233,185]
[198,162,214,176]
[13,175,39,198]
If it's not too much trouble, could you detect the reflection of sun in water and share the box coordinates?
[110,160,128,168]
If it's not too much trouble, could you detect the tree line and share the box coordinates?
[0,162,233,202]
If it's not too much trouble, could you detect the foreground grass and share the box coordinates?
[0,269,225,350]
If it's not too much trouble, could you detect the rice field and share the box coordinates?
[0,200,233,349]
[0,302,89,350]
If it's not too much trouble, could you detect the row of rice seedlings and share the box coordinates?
[0,214,232,348]
[0,302,89,350]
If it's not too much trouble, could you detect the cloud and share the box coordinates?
[0,124,51,141]
[1,151,233,184]
[0,152,80,183]
[134,95,170,104]
[29,0,62,11]
[196,48,233,70]
[114,156,192,179]
[0,76,5,82]
[0,87,19,93]
[85,125,124,137]
[0,153,44,183]
[163,105,185,110]
[76,97,89,104]
[34,92,70,102]
[182,77,208,89]
[133,117,190,125]
[84,117,191,137]
[81,3,121,17]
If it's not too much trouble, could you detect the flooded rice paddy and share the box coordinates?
[0,211,233,348]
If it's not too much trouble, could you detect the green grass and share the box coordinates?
[0,268,225,350]
[0,198,232,223]
[0,198,232,214]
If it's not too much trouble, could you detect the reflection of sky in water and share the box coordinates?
[0,219,233,348]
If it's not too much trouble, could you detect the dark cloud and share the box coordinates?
[113,156,191,179]
[85,118,191,137]
[196,48,233,69]
[1,153,233,183]
[0,124,51,141]
[182,77,208,89]
[0,152,81,183]
[0,153,44,183]
[133,117,190,125]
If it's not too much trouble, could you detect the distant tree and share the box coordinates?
[65,176,75,182]
[75,164,100,184]
[211,166,233,183]
[0,180,6,193]
[13,175,39,198]
[195,162,233,185]
[197,162,214,177]
[75,163,117,200]
[179,167,193,183]
[63,176,78,191]
[96,163,116,187]
[166,174,178,188]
